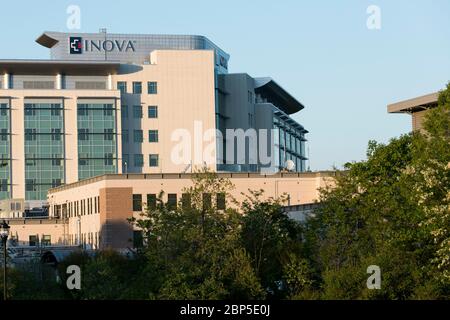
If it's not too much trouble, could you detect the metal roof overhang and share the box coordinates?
[254,78,304,114]
[387,92,439,114]
[36,32,59,48]
[0,60,120,75]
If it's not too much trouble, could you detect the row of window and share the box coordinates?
[121,105,158,119]
[53,196,100,218]
[28,234,51,246]
[122,129,159,143]
[26,179,61,191]
[68,232,99,248]
[123,154,159,167]
[117,81,158,95]
[132,193,226,211]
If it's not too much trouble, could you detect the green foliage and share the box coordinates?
[5,84,449,300]
[240,189,303,297]
[305,83,450,299]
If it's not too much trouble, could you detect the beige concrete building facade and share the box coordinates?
[14,171,333,249]
[0,31,309,205]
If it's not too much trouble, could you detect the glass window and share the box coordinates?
[121,105,128,118]
[104,128,114,141]
[132,82,142,94]
[134,154,144,167]
[132,194,142,211]
[149,154,159,167]
[167,193,177,209]
[147,81,157,94]
[117,81,127,94]
[78,128,89,141]
[104,153,113,166]
[147,194,157,210]
[1,128,7,141]
[148,130,158,143]
[133,105,143,118]
[122,130,129,143]
[148,106,158,118]
[133,130,143,143]
[216,193,226,210]
[181,193,191,210]
[42,235,51,246]
[29,235,38,246]
[103,104,113,116]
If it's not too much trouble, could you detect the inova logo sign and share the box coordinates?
[69,37,136,54]
[69,37,83,54]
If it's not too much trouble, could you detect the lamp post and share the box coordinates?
[0,220,10,300]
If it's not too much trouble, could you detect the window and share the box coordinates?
[148,106,158,118]
[148,130,158,143]
[29,235,38,246]
[51,128,61,141]
[147,81,157,94]
[25,129,36,141]
[133,130,143,143]
[1,129,8,141]
[42,235,51,246]
[132,82,142,94]
[167,194,177,209]
[134,154,144,167]
[248,113,253,127]
[104,128,114,141]
[25,179,36,191]
[133,194,142,211]
[203,193,212,210]
[133,105,143,118]
[51,104,61,116]
[77,104,88,116]
[78,128,89,141]
[122,130,129,143]
[0,179,8,192]
[52,179,61,188]
[103,104,113,116]
[182,193,191,210]
[104,153,114,166]
[217,193,226,210]
[0,105,8,116]
[52,155,61,166]
[25,107,36,116]
[149,154,159,167]
[117,81,127,94]
[147,194,157,210]
[121,105,128,118]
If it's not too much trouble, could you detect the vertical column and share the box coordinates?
[56,73,62,90]
[3,73,9,89]
[107,74,113,90]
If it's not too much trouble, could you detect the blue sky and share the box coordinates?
[1,0,449,170]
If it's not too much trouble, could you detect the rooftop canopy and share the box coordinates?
[254,77,304,114]
[387,92,439,114]
[0,59,120,75]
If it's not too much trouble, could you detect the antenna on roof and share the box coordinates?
[99,28,107,61]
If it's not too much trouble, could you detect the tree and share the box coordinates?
[130,168,265,299]
[240,189,304,298]
[305,83,450,299]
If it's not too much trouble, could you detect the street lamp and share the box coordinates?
[0,220,10,300]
